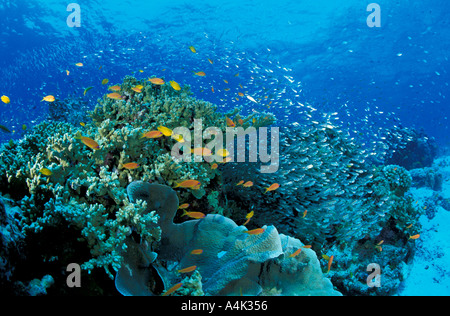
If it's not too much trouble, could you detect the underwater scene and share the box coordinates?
[0,0,449,299]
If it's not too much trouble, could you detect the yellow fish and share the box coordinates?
[80,122,86,127]
[170,80,181,91]
[208,58,213,64]
[216,148,229,157]
[75,63,83,67]
[42,95,55,102]
[102,79,109,85]
[171,133,184,143]
[243,211,254,226]
[189,46,197,53]
[66,70,70,76]
[409,234,420,240]
[1,95,10,104]
[39,168,53,176]
[131,86,142,93]
[157,126,173,137]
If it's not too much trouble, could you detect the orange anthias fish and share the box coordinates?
[122,162,140,170]
[74,132,100,150]
[178,265,197,273]
[409,234,420,240]
[148,78,165,85]
[141,130,163,139]
[182,210,205,219]
[174,179,201,189]
[236,180,244,186]
[194,71,206,76]
[327,255,334,273]
[211,163,218,170]
[264,183,280,193]
[189,46,197,53]
[75,62,83,67]
[107,93,123,100]
[226,116,236,127]
[245,228,265,235]
[190,249,203,255]
[162,282,183,296]
[289,248,302,258]
[243,181,253,187]
[192,147,212,156]
[108,85,121,91]
[178,203,190,209]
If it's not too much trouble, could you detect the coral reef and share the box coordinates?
[119,181,341,296]
[220,121,421,295]
[0,76,290,295]
[409,167,443,191]
[0,196,25,296]
[383,126,438,170]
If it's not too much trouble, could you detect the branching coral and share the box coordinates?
[1,76,274,284]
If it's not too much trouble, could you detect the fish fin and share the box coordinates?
[74,131,82,140]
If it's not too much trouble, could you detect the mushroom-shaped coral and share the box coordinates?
[118,181,341,296]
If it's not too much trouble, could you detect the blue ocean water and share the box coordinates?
[1,0,449,146]
[1,0,449,297]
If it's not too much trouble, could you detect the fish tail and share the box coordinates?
[74,131,82,140]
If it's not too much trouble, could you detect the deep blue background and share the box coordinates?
[1,0,449,148]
